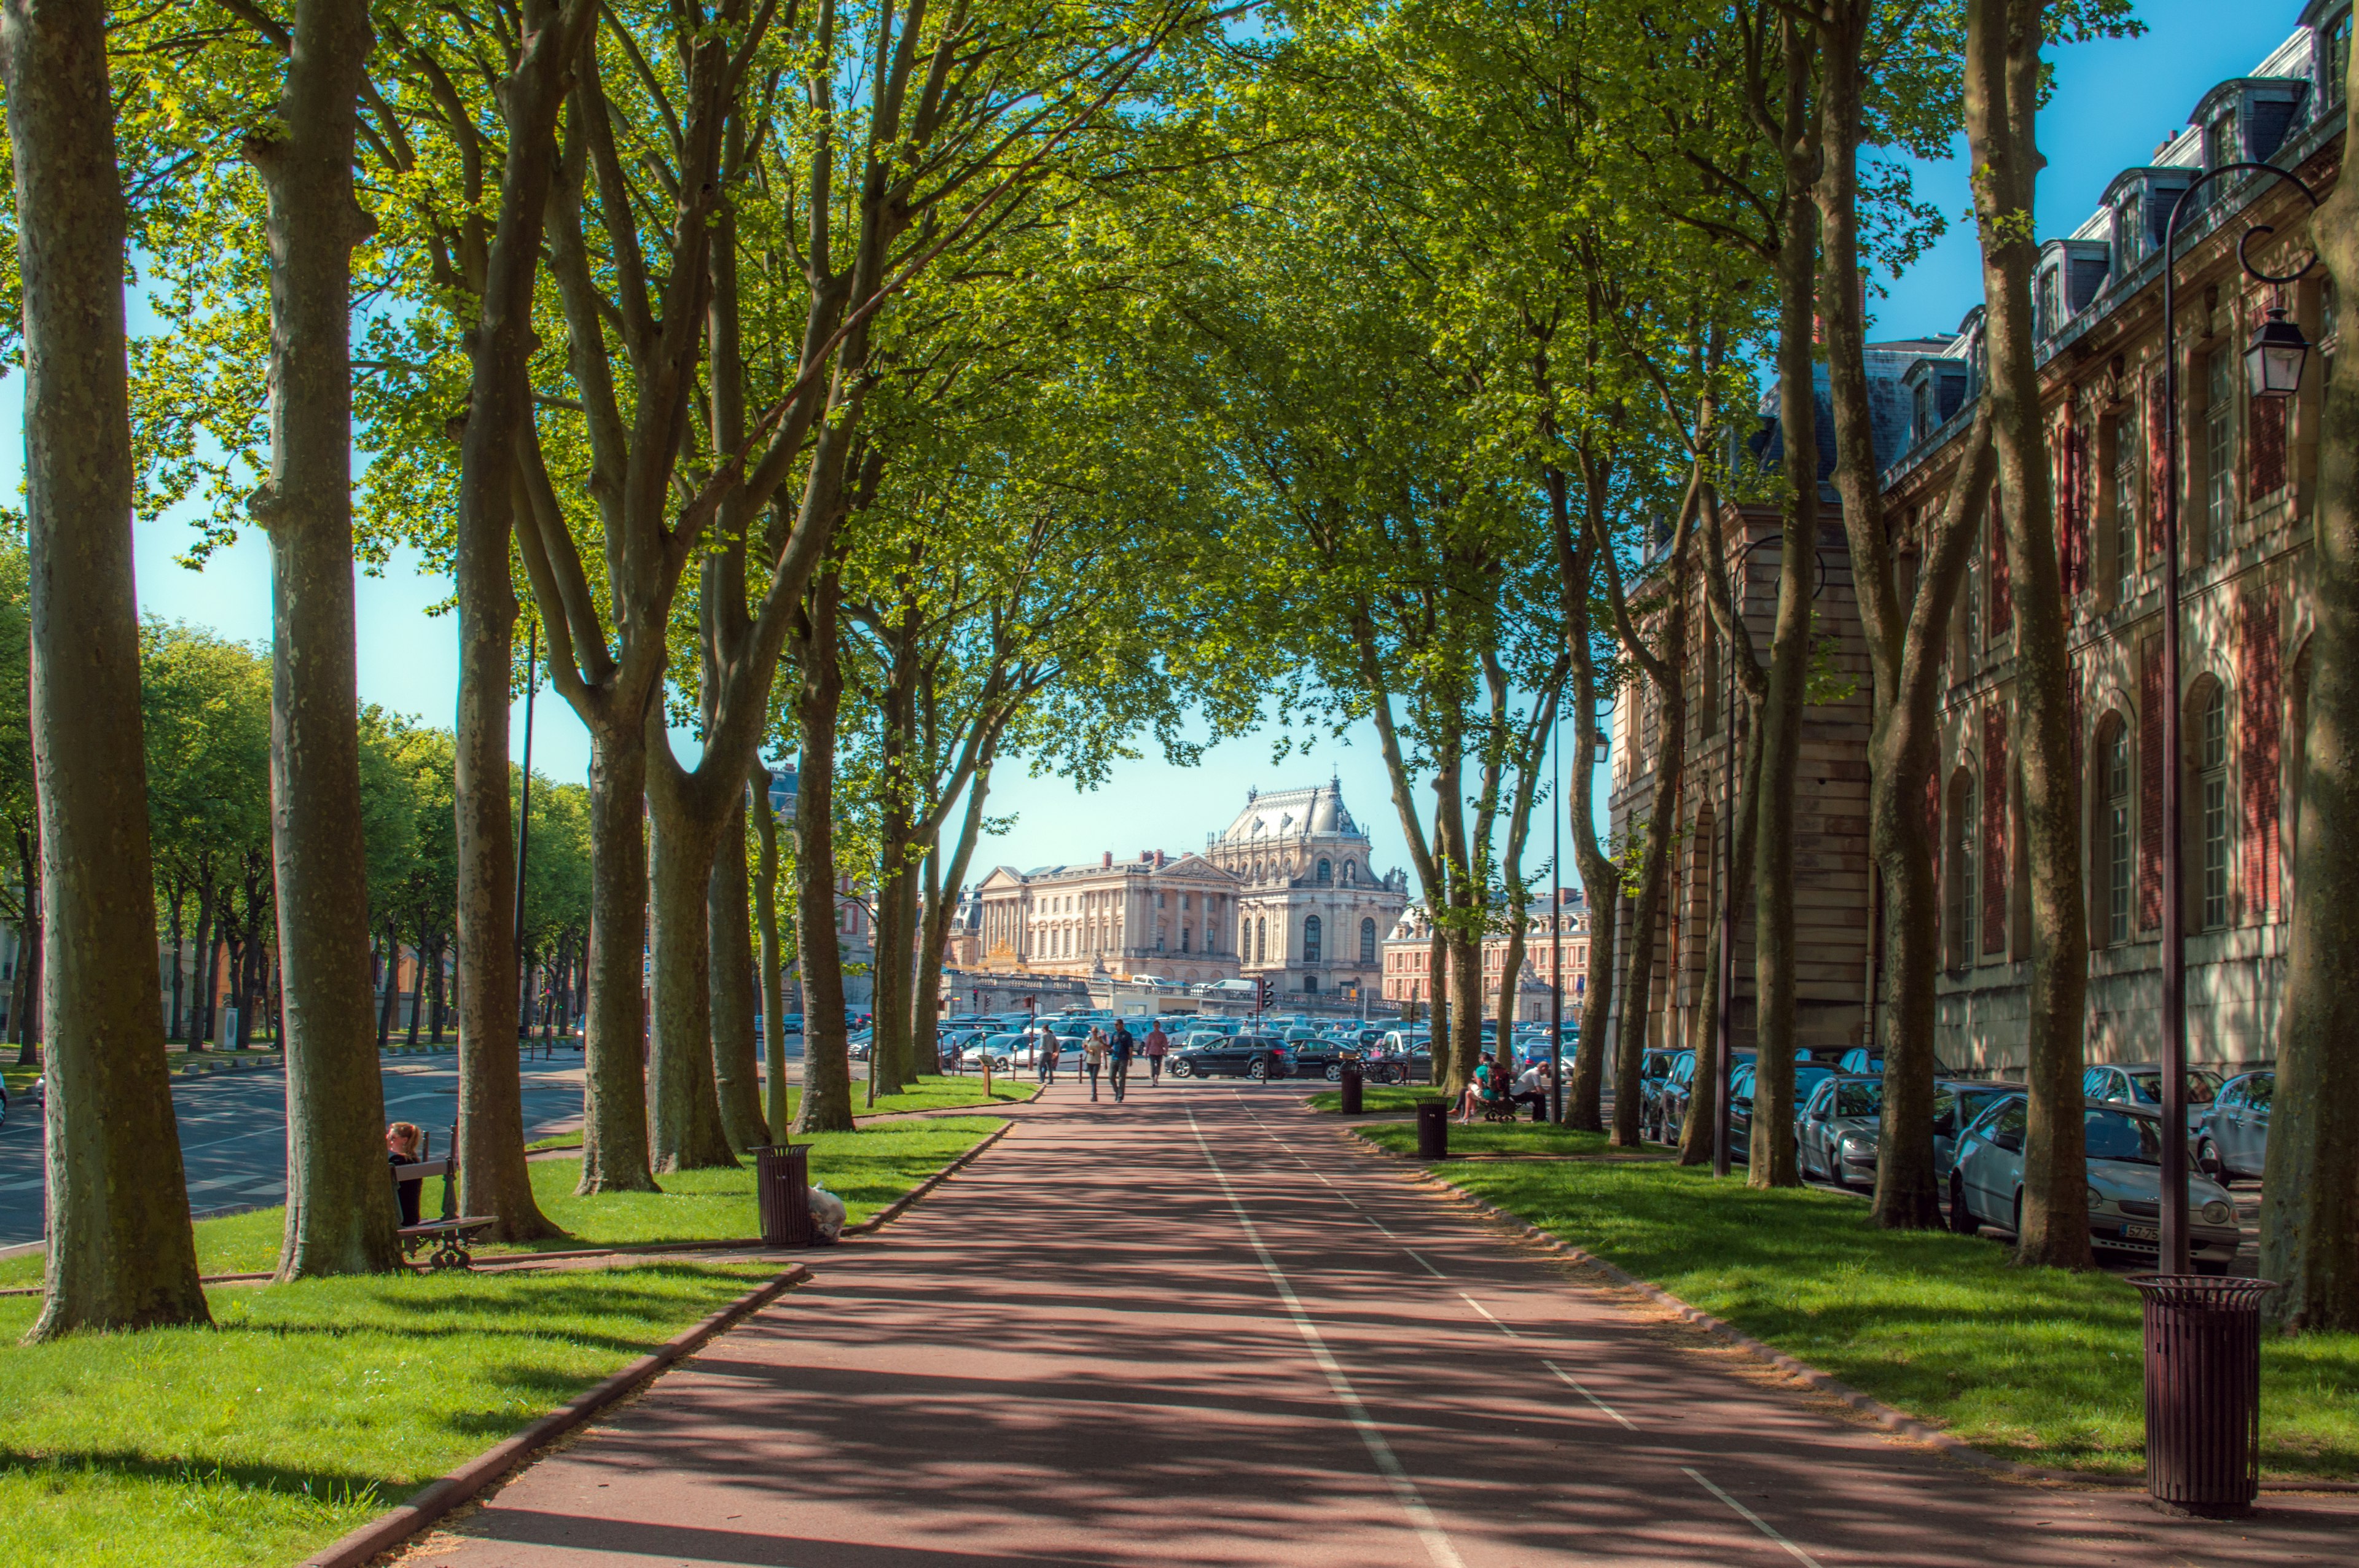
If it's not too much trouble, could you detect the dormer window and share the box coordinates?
[2036,268,2062,340]
[2329,12,2353,109]
[2205,109,2239,172]
[1914,381,1933,443]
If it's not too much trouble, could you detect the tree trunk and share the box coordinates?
[189,867,216,1052]
[750,760,790,1144]
[1965,0,2092,1268]
[1681,695,1763,1163]
[913,747,996,1091]
[2263,15,2359,1333]
[245,0,396,1275]
[165,875,186,1042]
[791,570,856,1136]
[376,924,397,1046]
[1749,61,1820,1188]
[13,836,42,1066]
[579,719,658,1192]
[7,0,209,1336]
[1614,647,1687,1149]
[404,910,424,1048]
[645,754,737,1172]
[708,790,767,1149]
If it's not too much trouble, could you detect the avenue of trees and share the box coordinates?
[4,0,2357,1341]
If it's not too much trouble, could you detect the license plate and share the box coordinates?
[2122,1223,2159,1242]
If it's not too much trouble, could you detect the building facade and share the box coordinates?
[1380,890,1593,1022]
[974,849,1242,983]
[1611,1,2349,1077]
[1200,782,1409,1004]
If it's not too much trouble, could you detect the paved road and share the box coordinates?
[0,1048,586,1247]
[406,1079,2357,1567]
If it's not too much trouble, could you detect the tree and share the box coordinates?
[2266,0,2359,1333]
[1962,0,2092,1269]
[6,0,209,1336]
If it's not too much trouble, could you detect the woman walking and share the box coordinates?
[1084,1026,1109,1102]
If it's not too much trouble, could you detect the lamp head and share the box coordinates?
[2246,306,2309,401]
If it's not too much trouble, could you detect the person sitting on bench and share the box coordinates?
[386,1121,426,1227]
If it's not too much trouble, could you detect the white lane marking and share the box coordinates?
[1187,1106,1466,1568]
[1460,1294,1518,1337]
[1543,1359,1637,1431]
[1401,1247,1447,1278]
[1684,1467,1827,1568]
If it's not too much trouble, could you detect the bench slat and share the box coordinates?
[391,1160,455,1182]
[397,1217,497,1238]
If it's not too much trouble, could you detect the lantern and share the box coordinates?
[2245,306,2310,400]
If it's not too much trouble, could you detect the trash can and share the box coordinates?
[1415,1101,1448,1160]
[753,1144,814,1247]
[1339,1063,1363,1115]
[1531,1096,1548,1123]
[2127,1274,2277,1515]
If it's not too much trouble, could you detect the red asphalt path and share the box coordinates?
[404,1079,2359,1567]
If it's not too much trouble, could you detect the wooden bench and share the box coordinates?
[391,1133,496,1270]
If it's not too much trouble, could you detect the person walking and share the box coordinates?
[1109,1021,1135,1102]
[1083,1027,1109,1101]
[1038,1026,1058,1086]
[1143,1019,1168,1086]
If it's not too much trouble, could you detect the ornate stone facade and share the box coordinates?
[1200,782,1409,1004]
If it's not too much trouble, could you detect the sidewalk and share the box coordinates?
[400,1080,2359,1567]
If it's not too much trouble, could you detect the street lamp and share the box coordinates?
[2157,160,2318,1274]
[1550,677,1564,1125]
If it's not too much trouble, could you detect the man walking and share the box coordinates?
[1143,1019,1168,1086]
[1108,1020,1134,1102]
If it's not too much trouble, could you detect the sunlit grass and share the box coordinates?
[1423,1156,2359,1479]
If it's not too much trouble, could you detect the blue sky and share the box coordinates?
[0,0,2313,891]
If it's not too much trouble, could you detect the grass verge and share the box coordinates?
[524,1075,1023,1154]
[0,1260,774,1568]
[1351,1120,1613,1158]
[1,1117,1004,1279]
[1301,1084,1447,1115]
[1415,1155,2359,1480]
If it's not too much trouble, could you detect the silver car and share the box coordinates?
[1796,1075,1882,1187]
[1949,1094,2243,1271]
[2196,1069,2273,1180]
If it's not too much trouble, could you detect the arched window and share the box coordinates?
[1360,917,1377,964]
[1304,974,1318,994]
[1303,915,1323,962]
[1946,770,1977,968]
[1254,918,1266,963]
[1317,858,1332,884]
[2197,681,2231,929]
[2101,718,2133,946]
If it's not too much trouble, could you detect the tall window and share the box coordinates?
[2200,685,2231,929]
[2113,422,2140,601]
[1255,918,1266,963]
[1303,916,1322,963]
[1180,927,1191,953]
[1316,858,1331,884]
[1947,773,1978,967]
[1360,917,1377,965]
[2206,347,2236,561]
[2106,726,2133,945]
[2332,13,2354,111]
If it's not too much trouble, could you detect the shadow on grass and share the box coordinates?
[0,1445,400,1512]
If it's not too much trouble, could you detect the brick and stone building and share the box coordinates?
[1380,889,1592,1022]
[1611,2,2347,1077]
[974,849,1242,983]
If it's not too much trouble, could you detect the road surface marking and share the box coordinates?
[1187,1106,1466,1568]
[1543,1359,1637,1430]
[1401,1247,1447,1277]
[1461,1294,1519,1337]
[1684,1466,1827,1567]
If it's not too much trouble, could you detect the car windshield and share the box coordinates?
[2121,1069,2221,1106]
[2085,1107,2165,1164]
[1836,1082,1882,1117]
[1794,1066,1836,1096]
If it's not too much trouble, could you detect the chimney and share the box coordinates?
[1155,849,1167,868]
[1102,851,1113,868]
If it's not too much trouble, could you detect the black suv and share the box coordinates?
[1170,1034,1294,1081]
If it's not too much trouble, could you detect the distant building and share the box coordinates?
[1201,781,1409,1005]
[1381,889,1592,1023]
[975,848,1242,984]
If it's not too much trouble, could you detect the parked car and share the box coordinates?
[1726,1061,1836,1162]
[2083,1063,2223,1129]
[2196,1069,2274,1180]
[1653,1049,1756,1144]
[1949,1094,2244,1271]
[1935,1080,2025,1179]
[1794,1075,2024,1185]
[1796,1074,1883,1186]
[1634,1049,1678,1138]
[960,1032,1031,1071]
[1169,1034,1294,1081]
[1288,1036,1348,1078]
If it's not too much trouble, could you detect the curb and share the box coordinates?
[299,1262,813,1568]
[842,1119,1015,1236]
[855,1078,1050,1123]
[1347,1126,2359,1498]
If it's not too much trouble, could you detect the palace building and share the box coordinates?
[1201,782,1410,1003]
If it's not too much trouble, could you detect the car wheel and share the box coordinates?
[1249,1058,1269,1082]
[1325,1064,1342,1082]
[1947,1172,1978,1235]
[1171,1060,1192,1079]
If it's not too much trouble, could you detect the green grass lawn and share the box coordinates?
[1,1117,1004,1281]
[1301,1083,1449,1115]
[522,1075,1025,1153]
[0,1260,774,1568]
[1420,1156,2359,1480]
[1350,1119,1614,1158]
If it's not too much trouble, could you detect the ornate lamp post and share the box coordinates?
[2156,162,2318,1273]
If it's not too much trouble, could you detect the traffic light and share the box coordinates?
[1256,976,1275,1010]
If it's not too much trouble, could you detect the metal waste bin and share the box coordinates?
[753,1143,814,1247]
[2127,1274,2277,1515]
[1531,1096,1548,1123]
[1339,1063,1363,1115]
[1415,1101,1448,1160]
